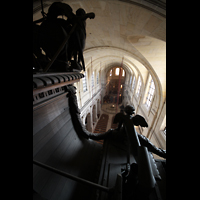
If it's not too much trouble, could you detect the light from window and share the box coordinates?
[130,76,132,85]
[91,71,94,87]
[132,76,135,90]
[82,72,87,92]
[97,72,99,84]
[145,79,155,108]
[115,68,119,76]
[136,76,141,97]
[110,69,112,76]
[122,69,125,76]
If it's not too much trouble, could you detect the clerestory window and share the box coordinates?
[82,72,87,92]
[91,71,94,87]
[115,68,119,76]
[145,78,155,108]
[132,76,136,90]
[136,76,141,97]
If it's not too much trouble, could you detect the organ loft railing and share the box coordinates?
[33,160,122,198]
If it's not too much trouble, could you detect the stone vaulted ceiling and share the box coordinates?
[33,0,166,100]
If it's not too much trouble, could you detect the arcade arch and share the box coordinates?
[85,112,92,132]
[92,104,97,124]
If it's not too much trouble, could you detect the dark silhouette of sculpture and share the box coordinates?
[88,105,166,159]
[33,2,72,71]
[114,105,166,158]
[33,2,95,72]
[67,8,95,71]
[66,85,166,199]
[66,84,93,139]
[66,84,166,159]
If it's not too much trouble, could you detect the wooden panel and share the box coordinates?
[33,92,103,200]
[107,164,123,188]
[33,108,71,157]
[33,105,69,144]
[97,139,136,200]
[33,117,73,162]
[33,126,103,199]
[33,94,69,135]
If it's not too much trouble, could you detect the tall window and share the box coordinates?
[115,68,119,76]
[110,69,112,76]
[136,76,141,97]
[130,75,132,85]
[145,78,155,108]
[122,69,125,77]
[82,72,87,92]
[97,72,99,84]
[132,76,136,90]
[91,71,94,87]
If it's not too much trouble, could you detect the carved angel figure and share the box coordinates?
[114,105,166,158]
[89,105,166,159]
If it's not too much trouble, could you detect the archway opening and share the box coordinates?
[102,66,126,113]
[85,113,92,132]
[92,104,97,125]
[97,99,100,119]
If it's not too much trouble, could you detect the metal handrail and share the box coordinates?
[33,160,113,193]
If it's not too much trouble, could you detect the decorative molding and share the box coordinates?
[33,72,84,106]
[119,0,166,18]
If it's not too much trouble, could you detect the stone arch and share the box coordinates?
[85,112,92,132]
[97,99,100,118]
[92,104,97,124]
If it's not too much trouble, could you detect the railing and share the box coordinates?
[33,160,114,194]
